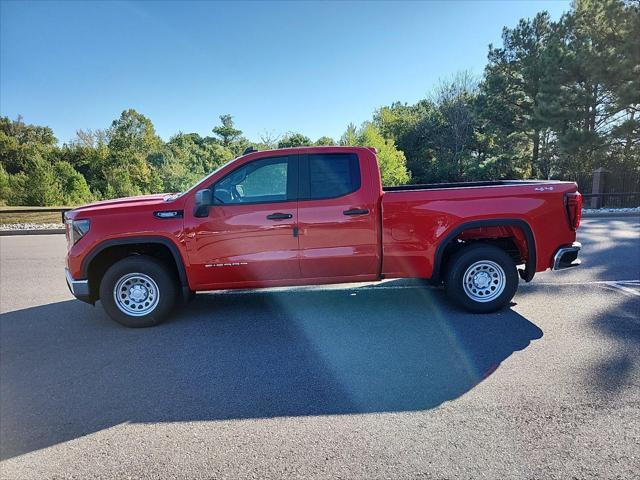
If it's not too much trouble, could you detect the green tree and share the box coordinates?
[480,12,559,177]
[0,115,56,145]
[476,0,639,180]
[212,114,242,147]
[62,129,111,196]
[54,161,94,205]
[357,124,410,186]
[554,0,640,177]
[102,166,141,199]
[278,132,312,148]
[0,125,23,175]
[373,101,439,182]
[0,163,10,205]
[108,109,161,157]
[372,74,485,183]
[21,155,64,206]
[373,101,431,145]
[0,116,57,175]
[315,136,335,146]
[338,123,410,186]
[7,172,28,206]
[106,109,163,196]
[153,132,232,192]
[339,123,358,146]
[430,73,480,180]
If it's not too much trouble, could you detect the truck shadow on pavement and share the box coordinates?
[0,286,542,460]
[589,292,640,393]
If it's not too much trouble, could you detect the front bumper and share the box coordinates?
[65,268,92,303]
[552,242,582,270]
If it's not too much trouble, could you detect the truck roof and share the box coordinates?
[240,145,377,159]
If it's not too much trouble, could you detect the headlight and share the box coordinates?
[66,219,91,245]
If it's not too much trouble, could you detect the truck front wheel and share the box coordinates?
[444,244,519,313]
[99,256,177,327]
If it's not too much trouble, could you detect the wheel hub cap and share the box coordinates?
[473,271,491,289]
[462,260,506,303]
[129,285,148,302]
[113,273,160,316]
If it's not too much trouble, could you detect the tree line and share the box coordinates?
[0,0,637,206]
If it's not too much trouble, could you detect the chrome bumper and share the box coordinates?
[65,268,91,302]
[552,242,582,270]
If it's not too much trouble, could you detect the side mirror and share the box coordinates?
[194,189,211,217]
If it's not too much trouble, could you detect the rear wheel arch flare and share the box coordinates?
[433,219,536,283]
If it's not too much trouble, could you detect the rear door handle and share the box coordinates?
[266,213,293,220]
[343,208,369,216]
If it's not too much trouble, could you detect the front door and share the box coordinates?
[186,154,300,288]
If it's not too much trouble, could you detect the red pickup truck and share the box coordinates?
[64,146,582,327]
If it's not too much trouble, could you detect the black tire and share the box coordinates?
[184,289,196,304]
[444,244,519,313]
[99,256,177,327]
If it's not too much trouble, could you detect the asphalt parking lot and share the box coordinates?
[1,217,639,479]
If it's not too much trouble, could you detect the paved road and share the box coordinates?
[1,217,639,479]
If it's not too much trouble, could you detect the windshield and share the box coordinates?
[164,157,237,201]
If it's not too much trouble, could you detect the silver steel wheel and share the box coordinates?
[462,260,506,303]
[113,272,160,317]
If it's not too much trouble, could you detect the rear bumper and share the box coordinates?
[552,242,581,270]
[65,268,92,303]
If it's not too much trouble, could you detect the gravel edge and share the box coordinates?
[0,229,65,236]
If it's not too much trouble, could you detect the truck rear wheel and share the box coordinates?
[444,244,519,313]
[99,256,177,327]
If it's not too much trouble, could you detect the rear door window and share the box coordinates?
[303,153,360,200]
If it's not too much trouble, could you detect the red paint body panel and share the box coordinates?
[64,146,579,296]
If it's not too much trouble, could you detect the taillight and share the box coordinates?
[565,192,582,230]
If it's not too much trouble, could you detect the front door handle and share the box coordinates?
[266,213,293,220]
[343,208,369,216]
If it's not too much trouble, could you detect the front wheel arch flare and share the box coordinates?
[82,237,190,301]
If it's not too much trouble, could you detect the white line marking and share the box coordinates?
[608,285,640,296]
[358,280,640,289]
[601,281,640,297]
[528,279,640,287]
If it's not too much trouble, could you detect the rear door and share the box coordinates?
[297,152,379,280]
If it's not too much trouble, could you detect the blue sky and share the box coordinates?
[1,0,570,144]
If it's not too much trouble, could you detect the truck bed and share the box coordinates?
[380,179,579,280]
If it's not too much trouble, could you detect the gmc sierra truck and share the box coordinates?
[64,146,582,327]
